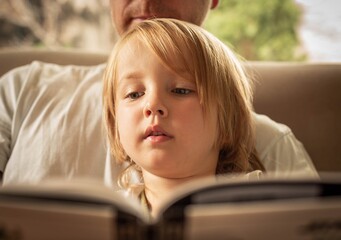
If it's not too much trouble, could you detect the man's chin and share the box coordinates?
[125,19,146,32]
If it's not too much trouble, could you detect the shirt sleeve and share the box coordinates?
[254,113,318,178]
[262,130,319,178]
[0,66,29,175]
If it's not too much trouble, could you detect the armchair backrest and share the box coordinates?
[247,62,341,172]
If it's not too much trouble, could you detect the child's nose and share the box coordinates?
[144,94,168,118]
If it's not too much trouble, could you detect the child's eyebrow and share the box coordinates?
[119,71,144,81]
[116,72,144,91]
[118,71,143,84]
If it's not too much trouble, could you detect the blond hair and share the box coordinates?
[103,18,264,189]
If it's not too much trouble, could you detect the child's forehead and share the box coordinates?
[117,38,141,57]
[118,37,171,58]
[116,37,194,81]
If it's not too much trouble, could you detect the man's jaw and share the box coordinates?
[129,14,157,26]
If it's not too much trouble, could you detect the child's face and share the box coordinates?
[115,39,219,179]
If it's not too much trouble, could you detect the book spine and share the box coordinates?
[116,211,145,240]
[157,220,183,240]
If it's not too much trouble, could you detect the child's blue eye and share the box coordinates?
[172,88,192,95]
[127,92,144,99]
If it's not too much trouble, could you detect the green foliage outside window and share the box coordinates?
[204,0,306,61]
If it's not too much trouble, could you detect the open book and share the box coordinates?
[0,174,340,240]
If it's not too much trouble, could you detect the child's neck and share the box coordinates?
[142,172,211,218]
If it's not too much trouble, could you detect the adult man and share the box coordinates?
[0,0,317,185]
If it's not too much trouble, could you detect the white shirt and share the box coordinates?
[0,61,317,186]
[253,113,317,176]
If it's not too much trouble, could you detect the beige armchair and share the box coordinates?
[1,48,340,172]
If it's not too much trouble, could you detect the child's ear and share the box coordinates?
[211,0,219,9]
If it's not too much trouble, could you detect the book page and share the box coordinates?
[0,178,149,240]
[0,178,144,219]
[157,173,321,219]
[0,199,115,240]
[184,197,341,240]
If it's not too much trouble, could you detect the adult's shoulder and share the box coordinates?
[2,60,106,73]
[24,61,107,77]
[253,113,318,176]
[1,61,107,86]
[253,112,292,149]
[253,112,295,166]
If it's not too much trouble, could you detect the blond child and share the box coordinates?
[103,18,264,217]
